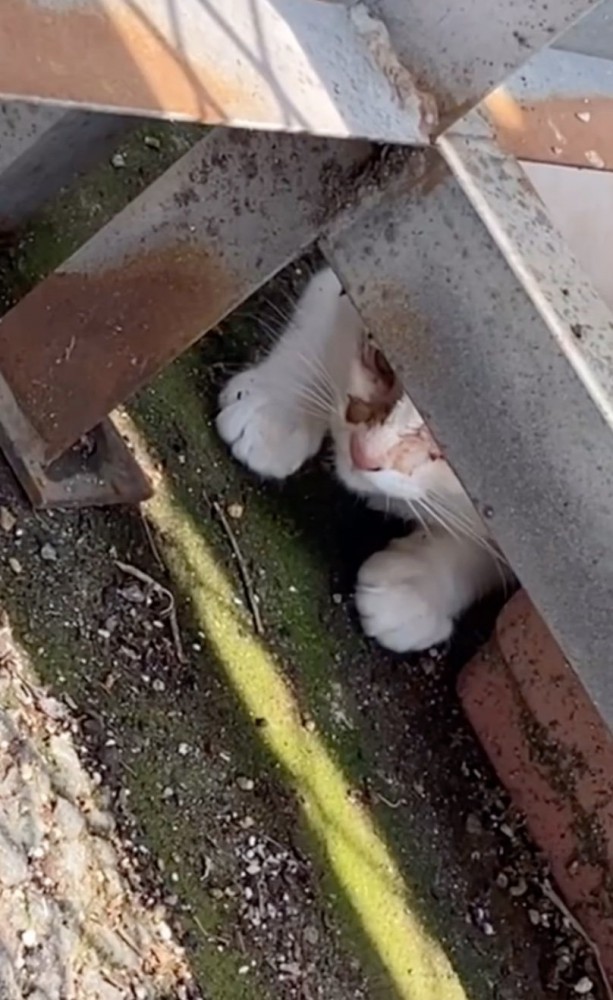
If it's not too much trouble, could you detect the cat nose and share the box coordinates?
[350,434,382,472]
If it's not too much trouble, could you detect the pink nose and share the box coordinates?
[350,434,382,472]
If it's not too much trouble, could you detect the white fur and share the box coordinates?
[217,268,508,652]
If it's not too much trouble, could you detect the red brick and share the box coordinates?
[459,589,613,981]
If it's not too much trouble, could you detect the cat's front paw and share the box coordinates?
[217,367,324,479]
[355,542,454,653]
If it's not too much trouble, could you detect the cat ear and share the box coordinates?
[361,341,396,390]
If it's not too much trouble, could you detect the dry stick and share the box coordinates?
[140,511,164,569]
[373,790,408,810]
[541,880,613,1000]
[114,560,186,664]
[203,491,264,636]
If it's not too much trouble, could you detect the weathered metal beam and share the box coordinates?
[438,117,613,418]
[322,154,613,728]
[555,0,613,59]
[522,159,613,312]
[0,409,153,509]
[0,0,435,143]
[479,49,613,169]
[365,0,601,121]
[1,0,601,141]
[0,127,371,468]
[0,102,136,230]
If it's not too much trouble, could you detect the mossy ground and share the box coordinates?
[0,122,576,999]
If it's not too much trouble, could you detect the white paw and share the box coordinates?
[355,541,454,653]
[217,367,324,479]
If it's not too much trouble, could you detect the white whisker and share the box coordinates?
[418,496,463,543]
[424,491,509,581]
[263,297,294,327]
[289,383,334,415]
[402,499,430,535]
[291,348,343,405]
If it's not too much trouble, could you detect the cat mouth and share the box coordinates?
[349,433,383,473]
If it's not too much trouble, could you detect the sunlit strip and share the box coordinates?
[483,86,525,131]
[122,415,467,999]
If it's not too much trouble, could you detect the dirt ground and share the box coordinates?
[0,122,605,1000]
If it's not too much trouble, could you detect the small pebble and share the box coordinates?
[465,813,482,836]
[178,742,190,756]
[509,878,527,897]
[304,925,320,946]
[40,543,58,562]
[575,111,591,123]
[157,921,172,942]
[120,583,145,604]
[21,929,37,949]
[236,776,254,792]
[227,503,244,519]
[8,557,22,575]
[420,657,437,676]
[0,506,16,533]
[574,976,594,995]
[144,135,162,150]
[111,152,126,168]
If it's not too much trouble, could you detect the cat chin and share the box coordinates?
[334,459,415,517]
[332,431,454,518]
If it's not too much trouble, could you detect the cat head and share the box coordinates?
[329,299,462,514]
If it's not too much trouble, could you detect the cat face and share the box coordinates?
[330,332,461,510]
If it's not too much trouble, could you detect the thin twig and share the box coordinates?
[373,790,408,811]
[140,511,164,569]
[115,927,141,955]
[203,491,264,635]
[541,880,613,1000]
[114,560,186,663]
[192,913,210,942]
[101,972,125,991]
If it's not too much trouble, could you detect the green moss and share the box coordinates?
[132,356,367,758]
[137,454,466,999]
[2,121,203,296]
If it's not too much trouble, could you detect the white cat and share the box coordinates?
[217,267,509,653]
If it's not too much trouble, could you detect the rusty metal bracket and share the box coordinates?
[0,128,371,468]
[0,368,151,507]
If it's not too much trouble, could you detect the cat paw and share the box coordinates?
[217,368,324,479]
[355,543,454,653]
